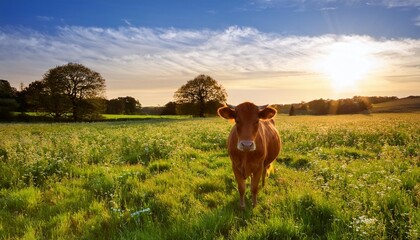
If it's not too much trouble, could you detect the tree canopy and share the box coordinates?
[174,74,227,117]
[0,80,18,119]
[106,96,141,115]
[27,63,106,121]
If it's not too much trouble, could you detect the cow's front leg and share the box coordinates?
[251,166,263,207]
[237,178,246,208]
[233,169,246,208]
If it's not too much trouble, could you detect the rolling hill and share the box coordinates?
[370,96,420,113]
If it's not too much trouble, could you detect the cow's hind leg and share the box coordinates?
[262,163,274,187]
[263,162,276,187]
[262,166,267,187]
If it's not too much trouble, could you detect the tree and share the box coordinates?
[174,74,227,117]
[161,101,177,115]
[106,98,124,114]
[40,63,106,121]
[0,80,18,120]
[289,105,296,116]
[0,80,17,98]
[120,96,141,114]
[353,96,372,112]
[16,83,30,113]
[106,96,141,115]
[23,80,70,120]
[308,99,329,115]
[337,99,360,114]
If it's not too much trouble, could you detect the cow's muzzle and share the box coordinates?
[237,140,256,151]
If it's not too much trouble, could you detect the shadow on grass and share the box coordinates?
[278,155,311,170]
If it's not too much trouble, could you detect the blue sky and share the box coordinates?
[1,0,420,105]
[2,0,420,37]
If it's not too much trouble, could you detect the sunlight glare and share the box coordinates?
[317,41,378,92]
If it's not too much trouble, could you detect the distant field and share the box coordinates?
[9,113,190,122]
[0,113,419,239]
[371,97,420,113]
[102,114,190,120]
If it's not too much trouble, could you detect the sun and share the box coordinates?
[317,41,377,92]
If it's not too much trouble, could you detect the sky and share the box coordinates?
[1,0,420,106]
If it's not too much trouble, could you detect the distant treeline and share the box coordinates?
[1,78,222,121]
[142,101,223,116]
[145,96,412,116]
[105,96,141,115]
[1,68,227,121]
[1,77,418,121]
[274,96,402,116]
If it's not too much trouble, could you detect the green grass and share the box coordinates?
[10,112,190,122]
[0,113,419,239]
[102,114,190,120]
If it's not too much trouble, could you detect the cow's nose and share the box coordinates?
[239,140,255,151]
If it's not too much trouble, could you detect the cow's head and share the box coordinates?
[218,102,277,151]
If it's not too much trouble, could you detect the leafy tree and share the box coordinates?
[161,101,177,115]
[328,100,339,114]
[39,63,106,121]
[174,74,227,117]
[106,96,141,114]
[308,99,329,115]
[120,96,141,114]
[16,83,30,113]
[0,80,18,120]
[289,105,296,116]
[23,80,70,120]
[175,102,197,116]
[353,96,372,111]
[106,98,124,114]
[74,98,107,121]
[204,100,224,116]
[0,80,16,98]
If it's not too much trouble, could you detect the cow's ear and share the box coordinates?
[259,106,276,119]
[218,106,236,120]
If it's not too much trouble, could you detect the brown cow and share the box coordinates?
[218,102,281,208]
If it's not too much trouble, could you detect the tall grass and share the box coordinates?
[0,113,419,239]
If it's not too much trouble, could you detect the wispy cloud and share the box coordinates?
[36,16,54,21]
[414,15,420,26]
[377,0,420,8]
[0,26,419,105]
[250,0,420,9]
[121,18,132,26]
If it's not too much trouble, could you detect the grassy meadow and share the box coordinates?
[102,114,191,120]
[0,113,419,239]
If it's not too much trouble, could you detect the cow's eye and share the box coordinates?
[254,120,259,125]
[235,119,240,124]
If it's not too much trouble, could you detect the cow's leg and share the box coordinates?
[262,163,273,187]
[251,166,263,207]
[238,178,246,208]
[262,165,267,187]
[233,170,246,208]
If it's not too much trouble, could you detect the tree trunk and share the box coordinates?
[199,100,205,117]
[72,98,78,121]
